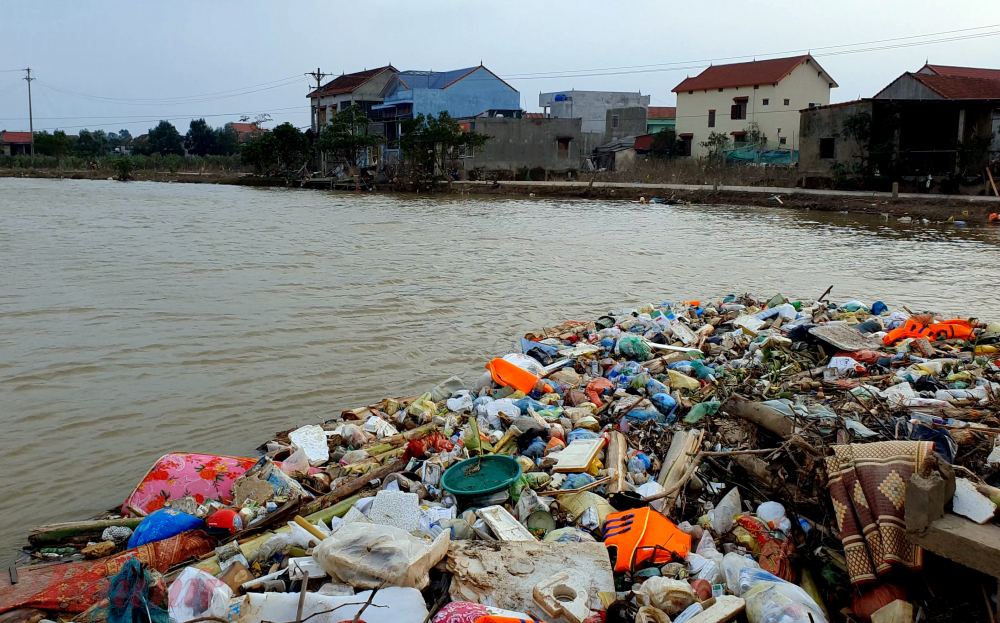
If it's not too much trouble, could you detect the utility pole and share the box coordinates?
[23,68,34,163]
[305,67,331,173]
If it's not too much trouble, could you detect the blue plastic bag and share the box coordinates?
[128,508,204,548]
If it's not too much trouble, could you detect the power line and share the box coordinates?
[33,76,308,107]
[502,23,1000,78]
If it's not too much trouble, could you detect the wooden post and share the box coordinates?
[892,182,899,199]
[987,168,998,197]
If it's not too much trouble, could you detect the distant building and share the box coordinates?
[605,107,648,142]
[646,106,676,134]
[307,65,398,131]
[673,55,837,157]
[798,65,1000,187]
[454,113,583,178]
[1,131,32,156]
[230,122,267,143]
[374,65,520,145]
[539,90,649,150]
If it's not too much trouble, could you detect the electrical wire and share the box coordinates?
[502,23,1000,78]
[33,76,308,106]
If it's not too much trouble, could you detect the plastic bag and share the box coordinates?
[167,567,232,623]
[723,552,760,596]
[633,577,697,616]
[756,501,791,533]
[335,423,368,449]
[741,568,828,623]
[279,448,311,476]
[616,335,652,361]
[312,522,450,590]
[502,353,545,377]
[446,390,473,414]
[636,481,666,512]
[128,508,203,549]
[710,487,741,534]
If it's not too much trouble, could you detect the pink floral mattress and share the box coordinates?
[122,453,258,516]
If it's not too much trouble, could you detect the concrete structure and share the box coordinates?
[307,66,398,131]
[605,107,648,142]
[800,68,1000,187]
[455,115,583,178]
[673,55,837,158]
[798,100,873,182]
[1,131,32,156]
[539,90,650,143]
[375,65,519,141]
[646,107,676,134]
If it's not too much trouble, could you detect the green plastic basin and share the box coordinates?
[441,455,523,497]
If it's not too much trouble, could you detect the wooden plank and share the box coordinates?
[606,432,628,495]
[28,517,144,546]
[549,439,603,473]
[685,596,746,623]
[476,505,537,541]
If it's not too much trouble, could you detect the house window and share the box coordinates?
[557,138,570,158]
[731,99,747,120]
[754,85,759,90]
[679,136,693,156]
[784,99,790,106]
[708,110,716,127]
[612,115,619,129]
[762,99,769,106]
[820,137,836,159]
[718,88,723,93]
[779,137,787,145]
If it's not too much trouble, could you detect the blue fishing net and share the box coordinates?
[95,559,171,623]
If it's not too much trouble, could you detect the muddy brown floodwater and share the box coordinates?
[1,177,998,556]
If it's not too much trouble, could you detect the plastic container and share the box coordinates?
[440,455,522,497]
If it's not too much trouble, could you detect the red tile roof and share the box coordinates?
[1,131,32,144]
[673,55,835,92]
[633,134,656,151]
[524,112,545,118]
[308,65,397,98]
[910,73,1000,100]
[921,64,1000,81]
[647,106,676,119]
[230,122,259,134]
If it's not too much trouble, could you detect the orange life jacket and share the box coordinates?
[883,318,975,345]
[603,506,691,572]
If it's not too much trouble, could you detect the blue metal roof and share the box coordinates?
[397,67,478,90]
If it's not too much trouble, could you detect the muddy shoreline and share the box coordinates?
[4,168,998,221]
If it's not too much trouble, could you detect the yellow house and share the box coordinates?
[672,55,837,158]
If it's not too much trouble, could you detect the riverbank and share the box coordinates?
[451,180,1000,222]
[4,168,999,220]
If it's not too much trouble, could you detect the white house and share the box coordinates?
[672,55,837,158]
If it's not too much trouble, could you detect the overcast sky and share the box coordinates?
[2,0,998,136]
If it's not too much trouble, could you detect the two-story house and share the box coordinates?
[373,65,519,144]
[307,65,398,131]
[672,55,837,157]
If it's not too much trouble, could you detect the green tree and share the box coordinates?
[317,104,382,166]
[74,129,99,156]
[240,122,309,175]
[699,131,731,161]
[113,156,133,181]
[34,130,72,158]
[399,112,489,179]
[92,129,110,156]
[213,123,240,156]
[147,120,184,156]
[649,128,678,158]
[185,118,216,156]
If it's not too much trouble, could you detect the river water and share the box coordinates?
[1,177,998,556]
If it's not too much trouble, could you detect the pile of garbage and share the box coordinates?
[5,292,1000,623]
